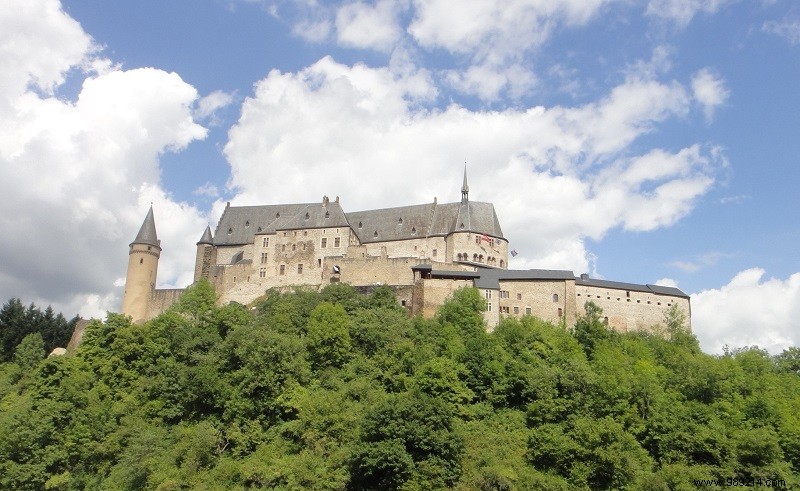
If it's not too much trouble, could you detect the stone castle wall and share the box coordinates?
[576,284,691,333]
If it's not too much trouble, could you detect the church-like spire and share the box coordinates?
[461,164,469,203]
[131,205,160,248]
[197,225,213,245]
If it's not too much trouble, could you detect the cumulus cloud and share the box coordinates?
[0,0,209,318]
[691,68,729,121]
[693,269,800,354]
[335,0,406,51]
[223,56,722,275]
[646,0,734,27]
[671,251,732,273]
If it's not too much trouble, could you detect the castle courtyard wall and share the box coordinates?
[576,284,691,332]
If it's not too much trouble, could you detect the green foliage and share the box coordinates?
[1,286,799,490]
[14,332,45,373]
[0,298,77,361]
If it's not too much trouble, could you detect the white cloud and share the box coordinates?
[0,0,209,319]
[194,182,221,198]
[763,12,800,45]
[646,0,734,27]
[693,269,800,354]
[223,56,722,275]
[691,68,729,121]
[195,90,236,122]
[671,251,731,273]
[335,0,406,51]
[654,277,678,287]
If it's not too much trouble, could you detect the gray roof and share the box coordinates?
[197,225,213,245]
[474,267,575,289]
[575,277,689,298]
[347,200,504,244]
[131,206,159,247]
[213,199,349,246]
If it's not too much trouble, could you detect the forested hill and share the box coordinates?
[1,281,799,490]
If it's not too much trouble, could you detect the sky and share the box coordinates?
[1,0,798,354]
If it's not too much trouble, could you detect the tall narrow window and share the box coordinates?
[552,293,559,302]
[321,237,327,248]
[558,308,563,317]
[432,249,437,257]
[262,237,269,247]
[334,237,340,247]
[259,268,266,278]
[261,252,268,264]
[279,265,285,275]
[297,264,303,274]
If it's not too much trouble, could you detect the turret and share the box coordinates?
[461,165,469,203]
[121,206,161,323]
[194,225,216,282]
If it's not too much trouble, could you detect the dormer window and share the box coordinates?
[276,212,280,218]
[460,222,465,229]
[358,221,363,228]
[245,221,250,227]
[227,228,233,235]
[411,227,416,235]
[374,230,378,238]
[398,217,403,224]
[325,211,330,218]
[305,212,310,219]
[257,226,262,232]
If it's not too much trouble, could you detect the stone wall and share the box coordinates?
[147,288,185,319]
[575,284,691,333]
[495,279,576,328]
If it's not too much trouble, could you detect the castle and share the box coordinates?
[122,170,691,332]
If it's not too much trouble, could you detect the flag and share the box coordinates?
[510,250,518,257]
[481,234,491,242]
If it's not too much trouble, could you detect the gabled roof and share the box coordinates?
[474,267,575,289]
[131,206,159,248]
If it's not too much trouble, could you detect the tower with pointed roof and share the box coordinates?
[121,206,161,323]
[194,225,216,282]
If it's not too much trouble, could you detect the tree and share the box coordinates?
[573,301,612,359]
[306,302,352,370]
[14,332,45,373]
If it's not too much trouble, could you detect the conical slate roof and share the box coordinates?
[131,206,160,247]
[197,225,213,245]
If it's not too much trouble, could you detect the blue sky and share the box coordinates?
[1,0,799,353]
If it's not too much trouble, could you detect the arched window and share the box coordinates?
[500,260,504,267]
[552,293,559,302]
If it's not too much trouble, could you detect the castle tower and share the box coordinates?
[194,225,216,282]
[121,206,161,323]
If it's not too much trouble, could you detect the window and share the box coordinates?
[259,268,266,278]
[558,308,563,317]
[552,293,559,302]
[292,244,296,251]
[279,265,285,275]
[485,290,492,299]
[139,258,143,264]
[517,293,522,300]
[318,259,322,267]
[261,252,268,264]
[321,237,327,248]
[432,249,437,257]
[487,302,492,312]
[281,244,286,252]
[525,307,531,315]
[262,237,269,248]
[334,237,340,247]
[500,306,510,313]
[475,236,481,244]
[500,260,504,267]
[603,316,609,324]
[513,306,519,314]
[297,264,303,274]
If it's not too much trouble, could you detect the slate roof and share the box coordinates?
[348,200,504,244]
[131,206,160,248]
[414,265,689,298]
[474,267,575,289]
[213,200,349,246]
[575,277,689,298]
[210,184,504,246]
[197,225,213,245]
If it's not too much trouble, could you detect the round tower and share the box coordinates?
[194,225,216,282]
[121,206,161,323]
